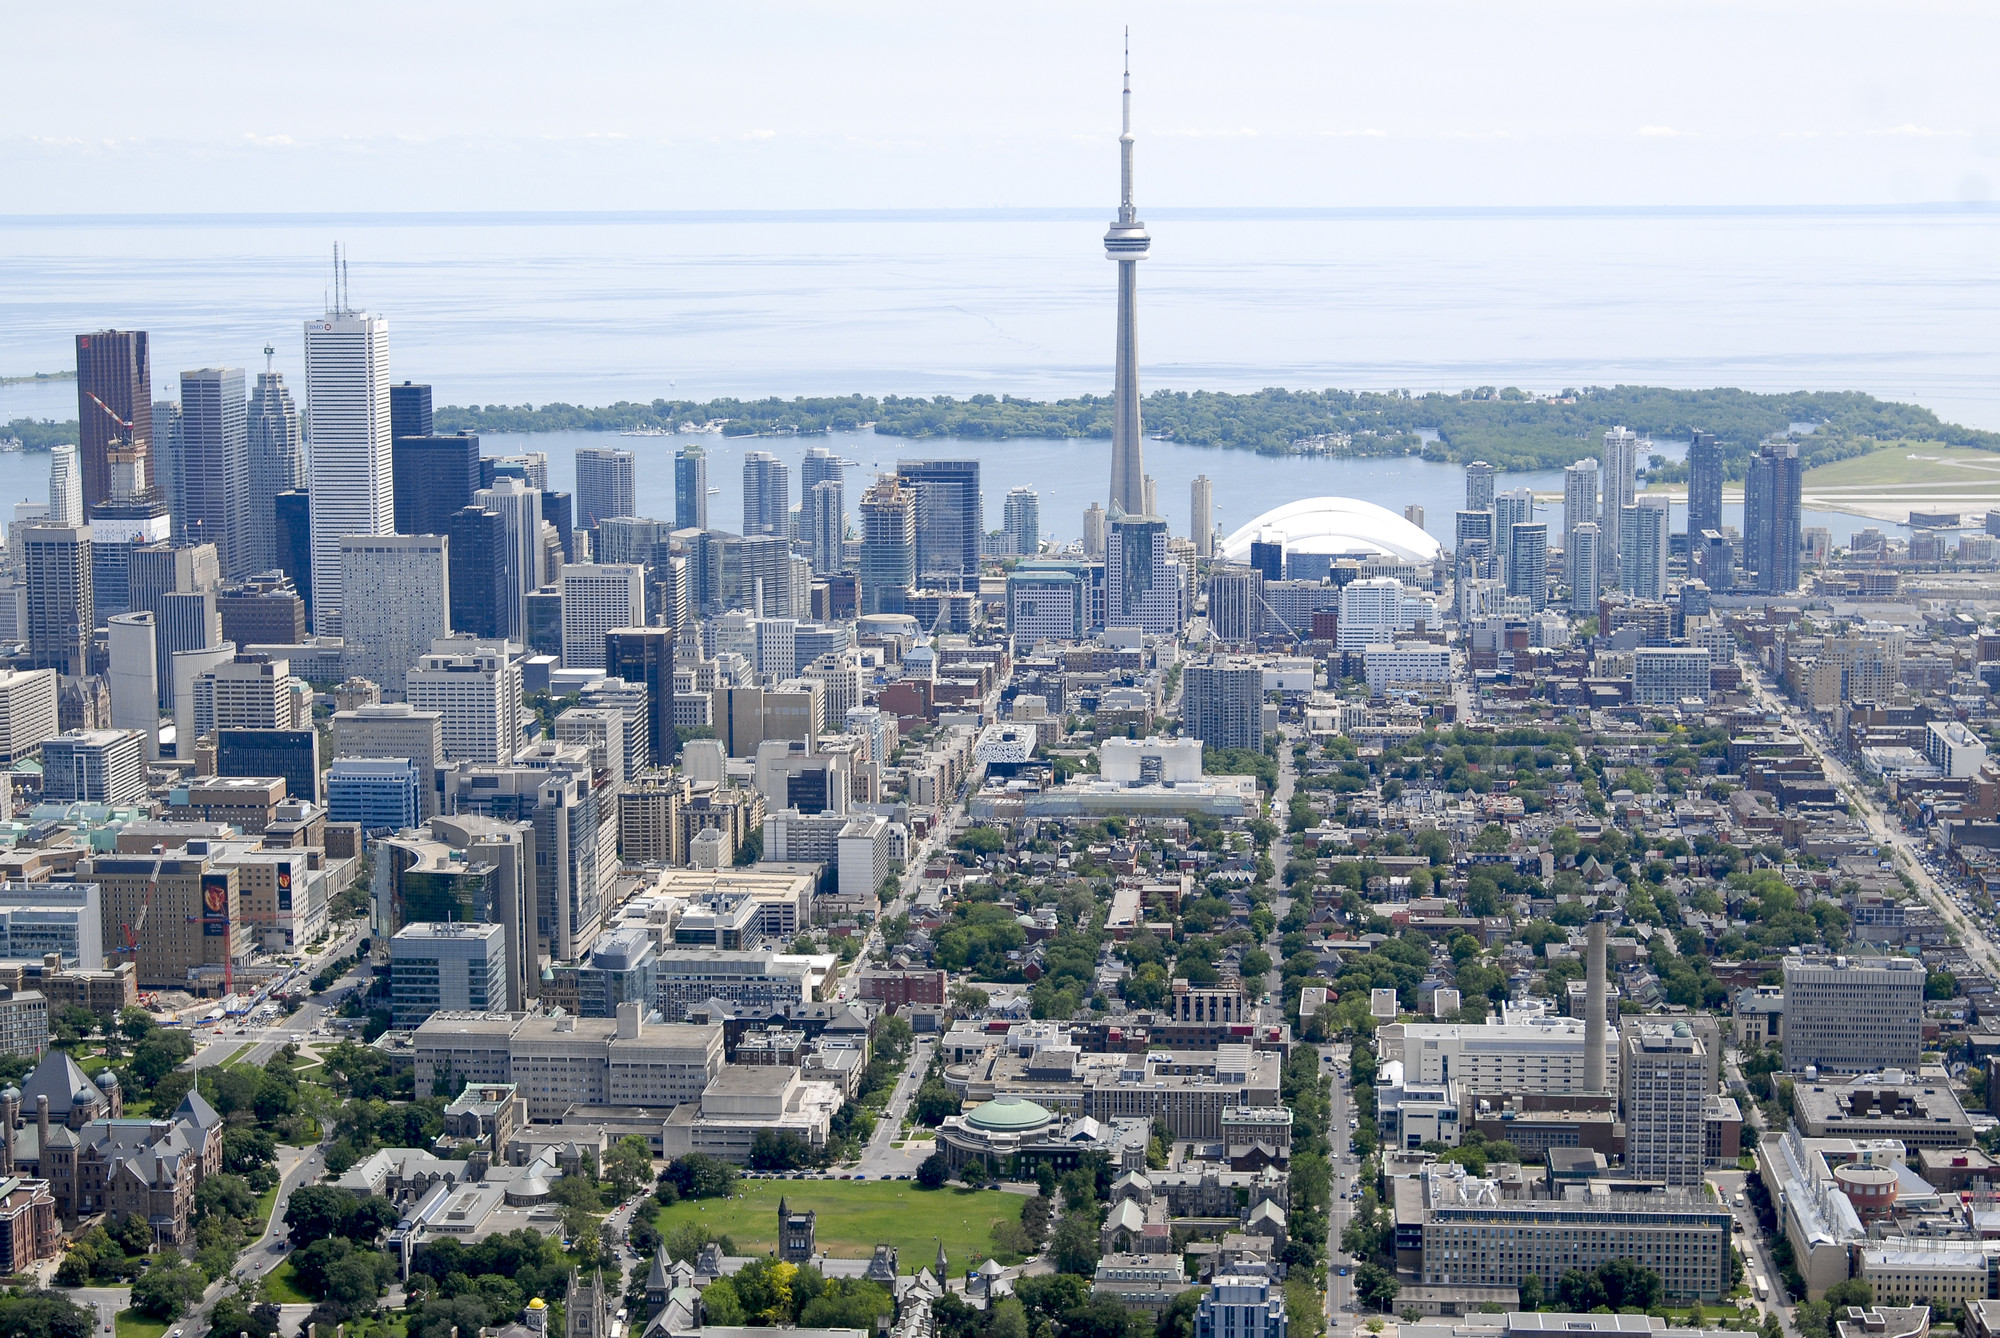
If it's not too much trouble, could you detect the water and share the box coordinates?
[2,206,1989,546]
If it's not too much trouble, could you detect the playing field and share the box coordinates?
[1802,444,2000,490]
[651,1180,1026,1270]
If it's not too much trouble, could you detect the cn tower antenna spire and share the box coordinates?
[1104,29,1151,518]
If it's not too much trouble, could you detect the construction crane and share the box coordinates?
[82,390,135,436]
[117,857,166,966]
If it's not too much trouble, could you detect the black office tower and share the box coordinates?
[390,382,434,440]
[217,728,321,806]
[542,490,574,561]
[604,626,675,766]
[392,433,481,537]
[1687,430,1724,539]
[448,506,510,640]
[274,490,312,618]
[1248,540,1283,583]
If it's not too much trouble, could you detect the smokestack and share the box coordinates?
[35,1095,48,1163]
[1584,921,1607,1093]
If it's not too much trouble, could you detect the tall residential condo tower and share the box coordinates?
[246,349,305,576]
[675,446,709,532]
[306,291,394,633]
[1104,34,1151,518]
[1598,426,1639,587]
[1686,430,1724,539]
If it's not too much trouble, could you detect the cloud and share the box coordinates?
[1638,125,1691,138]
[1867,124,1967,137]
[243,133,295,147]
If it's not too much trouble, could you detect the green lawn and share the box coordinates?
[652,1179,1025,1270]
[1802,443,2000,489]
[255,1180,281,1228]
[115,1311,169,1338]
[263,1260,314,1305]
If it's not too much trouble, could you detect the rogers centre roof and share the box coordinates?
[1219,496,1443,566]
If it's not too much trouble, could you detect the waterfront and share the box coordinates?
[4,204,2000,430]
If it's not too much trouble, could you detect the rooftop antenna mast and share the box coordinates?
[263,343,275,375]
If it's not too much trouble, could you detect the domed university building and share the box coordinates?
[934,1095,1148,1177]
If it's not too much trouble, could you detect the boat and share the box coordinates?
[617,426,673,437]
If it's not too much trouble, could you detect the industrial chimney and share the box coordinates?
[1584,920,1608,1093]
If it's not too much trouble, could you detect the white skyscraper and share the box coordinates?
[474,476,542,641]
[1493,488,1535,584]
[1569,522,1600,615]
[1619,494,1671,601]
[305,305,393,632]
[809,479,844,575]
[341,535,448,700]
[560,564,645,670]
[406,646,523,764]
[48,445,83,528]
[1562,458,1599,555]
[1191,475,1214,557]
[1002,487,1040,557]
[1599,426,1639,586]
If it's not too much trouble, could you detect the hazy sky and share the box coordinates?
[4,1,1996,213]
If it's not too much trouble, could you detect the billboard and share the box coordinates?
[202,871,230,937]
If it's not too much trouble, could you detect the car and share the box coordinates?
[1337,1267,1348,1277]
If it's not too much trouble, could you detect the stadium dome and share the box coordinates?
[963,1096,1055,1134]
[1219,496,1442,566]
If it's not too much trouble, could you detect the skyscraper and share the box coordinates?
[1744,441,1802,595]
[1082,503,1107,560]
[1464,460,1495,513]
[1002,487,1040,557]
[392,432,482,537]
[1106,514,1180,634]
[604,626,675,767]
[1493,489,1535,584]
[88,428,172,621]
[801,446,843,497]
[560,564,645,670]
[74,330,152,514]
[448,506,510,640]
[246,353,305,575]
[1686,430,1724,539]
[1620,1019,1710,1188]
[341,535,448,700]
[152,397,185,542]
[1191,475,1214,557]
[897,460,981,581]
[1598,426,1639,586]
[1507,521,1548,612]
[1248,539,1283,583]
[305,304,394,633]
[180,367,252,578]
[474,477,543,640]
[742,451,789,537]
[22,524,92,677]
[1562,458,1599,556]
[274,491,312,618]
[47,445,83,528]
[809,479,844,575]
[389,381,433,440]
[575,446,637,530]
[1619,496,1671,601]
[858,475,916,616]
[1104,36,1151,517]
[674,446,709,532]
[1568,523,1600,615]
[1184,656,1263,751]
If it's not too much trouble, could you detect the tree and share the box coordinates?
[131,1261,206,1320]
[1051,1210,1101,1276]
[323,1252,393,1316]
[1355,1263,1400,1311]
[916,1153,951,1189]
[0,1293,96,1338]
[914,1081,960,1126]
[663,1222,735,1266]
[193,1172,255,1223]
[662,1154,738,1200]
[605,1136,653,1198]
[1518,1273,1543,1310]
[1825,1280,1874,1309]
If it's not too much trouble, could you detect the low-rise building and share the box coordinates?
[659,1065,844,1163]
[1791,1079,1974,1150]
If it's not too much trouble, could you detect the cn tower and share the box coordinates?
[1104,30,1151,518]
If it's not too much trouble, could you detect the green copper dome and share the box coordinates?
[964,1096,1054,1134]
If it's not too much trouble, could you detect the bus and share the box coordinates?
[1753,1276,1768,1302]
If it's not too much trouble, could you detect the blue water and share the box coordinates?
[1,206,1989,547]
